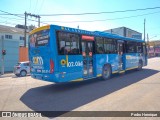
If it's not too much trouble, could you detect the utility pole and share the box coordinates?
[1,36,4,75]
[147,33,149,57]
[124,27,127,37]
[147,33,149,47]
[24,12,41,47]
[144,19,146,41]
[38,16,40,27]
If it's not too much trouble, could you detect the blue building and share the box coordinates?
[0,25,28,73]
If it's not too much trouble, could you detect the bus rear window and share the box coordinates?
[29,29,50,47]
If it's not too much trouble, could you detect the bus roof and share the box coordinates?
[50,24,144,42]
[29,25,50,35]
[29,24,144,42]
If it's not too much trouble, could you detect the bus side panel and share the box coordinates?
[95,54,119,75]
[50,26,59,72]
[125,53,139,70]
[58,55,83,82]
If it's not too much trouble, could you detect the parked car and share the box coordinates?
[13,61,30,77]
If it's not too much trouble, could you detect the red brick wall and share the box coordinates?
[19,47,29,62]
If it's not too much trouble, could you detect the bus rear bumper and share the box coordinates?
[31,73,59,82]
[31,71,83,83]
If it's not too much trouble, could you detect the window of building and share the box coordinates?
[95,37,104,54]
[5,35,12,39]
[104,38,117,54]
[126,41,136,53]
[20,36,24,40]
[57,31,80,55]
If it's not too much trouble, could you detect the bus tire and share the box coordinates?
[102,64,112,80]
[137,60,143,71]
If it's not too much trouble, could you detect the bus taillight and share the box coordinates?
[50,59,54,73]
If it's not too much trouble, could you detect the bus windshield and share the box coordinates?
[29,29,50,48]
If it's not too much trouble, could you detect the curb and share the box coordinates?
[0,74,15,78]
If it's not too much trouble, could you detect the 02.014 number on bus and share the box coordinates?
[67,61,83,67]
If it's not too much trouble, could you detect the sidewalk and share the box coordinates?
[0,73,14,78]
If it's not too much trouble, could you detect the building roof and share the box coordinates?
[0,24,24,34]
[104,26,141,34]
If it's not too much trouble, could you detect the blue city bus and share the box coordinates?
[29,25,147,82]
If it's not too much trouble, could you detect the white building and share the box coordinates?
[104,27,142,40]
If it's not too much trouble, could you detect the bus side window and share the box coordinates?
[137,42,142,53]
[60,46,68,54]
[98,47,104,53]
[95,37,104,54]
[57,31,80,55]
[71,47,79,54]
[126,41,136,53]
[104,38,117,54]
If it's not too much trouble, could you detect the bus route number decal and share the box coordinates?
[68,61,83,67]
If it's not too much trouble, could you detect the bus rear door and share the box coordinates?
[117,40,125,73]
[82,36,94,78]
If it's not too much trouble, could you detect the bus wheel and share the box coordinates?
[137,61,143,71]
[102,64,111,80]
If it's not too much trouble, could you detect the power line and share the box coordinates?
[1,6,160,16]
[0,21,18,25]
[0,6,160,24]
[38,0,44,14]
[40,6,160,16]
[34,0,38,14]
[0,16,24,21]
[150,33,160,37]
[0,10,24,18]
[24,12,41,47]
[0,9,48,25]
[29,0,31,13]
[42,11,160,23]
[0,8,160,25]
[0,13,23,16]
[0,10,41,24]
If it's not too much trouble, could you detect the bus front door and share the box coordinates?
[143,42,148,66]
[117,41,124,72]
[82,41,94,78]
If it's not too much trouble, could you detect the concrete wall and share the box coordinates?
[105,27,124,37]
[0,39,19,73]
[105,27,142,40]
[0,26,29,73]
[126,28,142,39]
